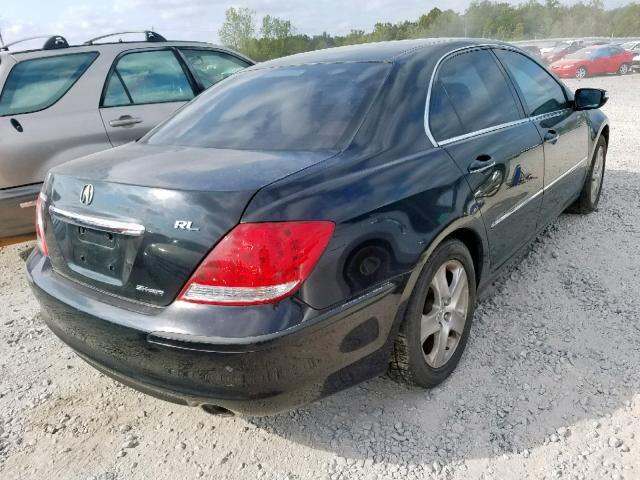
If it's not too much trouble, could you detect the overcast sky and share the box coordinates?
[0,0,630,47]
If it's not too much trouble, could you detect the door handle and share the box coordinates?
[544,129,559,144]
[468,155,496,174]
[109,115,143,128]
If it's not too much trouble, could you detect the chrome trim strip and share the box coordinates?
[19,200,37,209]
[544,156,588,191]
[438,119,529,147]
[491,189,543,228]
[49,206,145,236]
[530,108,572,122]
[490,155,588,228]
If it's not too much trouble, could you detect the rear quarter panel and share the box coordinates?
[243,54,487,310]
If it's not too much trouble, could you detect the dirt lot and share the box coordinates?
[1,73,639,480]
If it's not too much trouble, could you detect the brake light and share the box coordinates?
[35,192,49,257]
[178,221,335,306]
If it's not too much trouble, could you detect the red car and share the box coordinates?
[550,45,634,78]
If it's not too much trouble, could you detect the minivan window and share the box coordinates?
[103,50,194,107]
[145,62,390,151]
[494,49,569,117]
[430,49,521,140]
[0,52,98,116]
[180,49,249,89]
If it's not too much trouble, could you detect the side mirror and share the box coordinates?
[574,88,608,110]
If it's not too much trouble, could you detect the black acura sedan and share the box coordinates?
[27,39,609,416]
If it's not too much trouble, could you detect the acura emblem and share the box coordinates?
[80,184,94,205]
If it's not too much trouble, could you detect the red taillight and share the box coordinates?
[35,193,49,257]
[178,221,335,306]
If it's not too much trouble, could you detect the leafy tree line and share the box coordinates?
[219,1,640,61]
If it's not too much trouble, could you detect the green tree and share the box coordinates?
[218,7,256,52]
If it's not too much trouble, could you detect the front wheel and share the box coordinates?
[568,136,606,214]
[618,63,630,75]
[390,239,476,388]
[576,66,588,79]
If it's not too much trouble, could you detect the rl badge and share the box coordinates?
[174,220,200,231]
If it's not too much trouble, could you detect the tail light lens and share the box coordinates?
[178,221,335,306]
[35,193,49,257]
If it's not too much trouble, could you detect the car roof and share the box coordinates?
[0,40,238,60]
[253,38,508,68]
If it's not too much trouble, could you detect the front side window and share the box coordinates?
[494,49,569,117]
[429,49,521,141]
[144,62,390,151]
[102,50,194,107]
[180,49,249,89]
[0,52,98,116]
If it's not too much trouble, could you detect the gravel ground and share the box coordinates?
[1,73,639,480]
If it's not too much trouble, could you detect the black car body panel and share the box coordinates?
[27,39,609,414]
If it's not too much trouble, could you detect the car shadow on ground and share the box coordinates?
[242,169,640,465]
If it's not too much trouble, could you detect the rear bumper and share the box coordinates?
[0,183,41,238]
[26,251,403,415]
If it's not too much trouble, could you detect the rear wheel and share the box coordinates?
[618,63,630,75]
[568,136,606,214]
[575,66,588,79]
[390,239,476,387]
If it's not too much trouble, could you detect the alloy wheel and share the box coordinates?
[591,145,604,204]
[576,67,587,79]
[619,63,629,75]
[420,260,469,368]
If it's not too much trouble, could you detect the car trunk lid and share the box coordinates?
[42,143,334,306]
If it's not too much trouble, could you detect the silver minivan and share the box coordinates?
[0,31,252,238]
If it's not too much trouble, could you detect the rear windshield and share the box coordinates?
[144,62,390,151]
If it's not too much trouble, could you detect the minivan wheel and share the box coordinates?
[575,66,588,79]
[618,63,629,75]
[390,239,476,388]
[567,136,607,214]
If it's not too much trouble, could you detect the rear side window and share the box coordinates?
[429,49,520,141]
[494,49,569,117]
[102,50,194,107]
[428,81,465,141]
[145,62,390,151]
[180,49,249,89]
[0,52,98,116]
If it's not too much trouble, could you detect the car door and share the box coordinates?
[0,51,110,190]
[428,48,545,269]
[592,49,610,74]
[177,48,251,90]
[99,48,196,146]
[494,48,589,224]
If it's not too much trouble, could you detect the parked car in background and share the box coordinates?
[520,45,542,59]
[542,40,583,64]
[621,40,640,53]
[550,45,633,78]
[27,39,609,416]
[0,31,252,239]
[633,52,640,72]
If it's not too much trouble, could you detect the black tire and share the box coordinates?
[567,136,607,214]
[390,239,476,388]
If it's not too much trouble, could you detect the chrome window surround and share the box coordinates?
[424,44,571,147]
[49,205,145,236]
[490,155,588,228]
